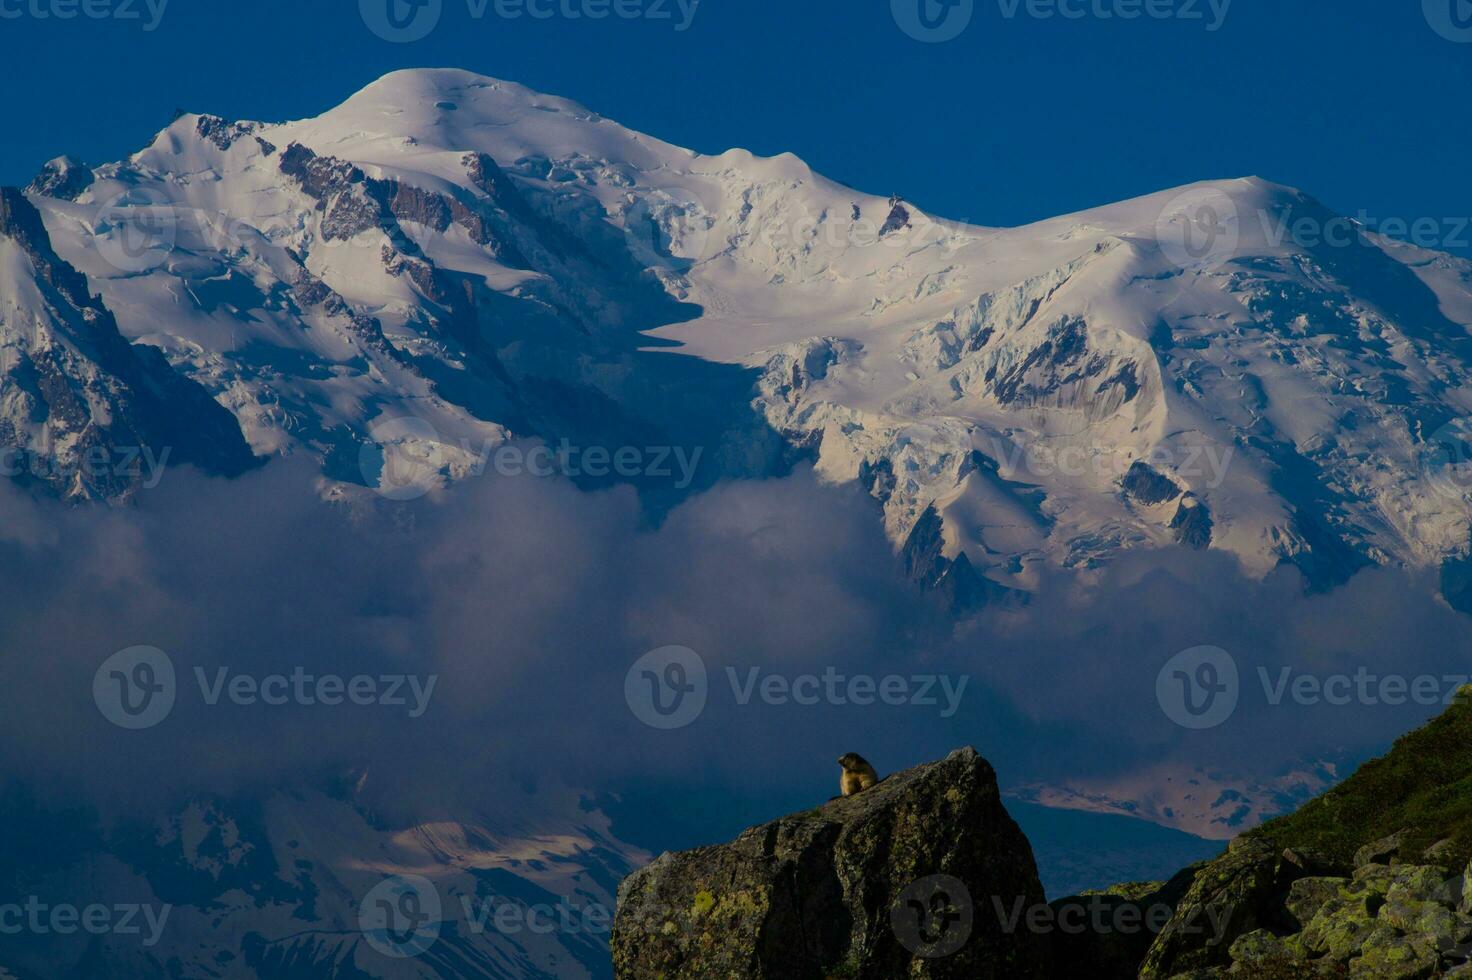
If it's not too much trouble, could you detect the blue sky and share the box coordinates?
[2,0,1470,252]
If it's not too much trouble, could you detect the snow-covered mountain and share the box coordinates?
[7,67,1472,977]
[0,780,642,979]
[0,188,255,499]
[17,67,1472,596]
[1011,757,1340,841]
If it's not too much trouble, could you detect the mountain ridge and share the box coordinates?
[15,68,1472,602]
[7,71,1472,745]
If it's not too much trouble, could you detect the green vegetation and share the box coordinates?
[824,954,861,978]
[1078,880,1167,902]
[1245,685,1472,868]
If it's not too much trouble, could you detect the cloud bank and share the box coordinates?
[0,458,1463,836]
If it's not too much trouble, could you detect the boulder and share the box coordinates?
[611,747,1050,979]
[1355,830,1410,868]
[1281,846,1349,879]
[1423,838,1458,865]
[1137,837,1280,978]
[1284,876,1352,929]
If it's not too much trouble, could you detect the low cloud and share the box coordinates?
[0,460,1462,835]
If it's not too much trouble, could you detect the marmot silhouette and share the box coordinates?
[838,752,880,797]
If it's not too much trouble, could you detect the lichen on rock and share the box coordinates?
[611,747,1050,979]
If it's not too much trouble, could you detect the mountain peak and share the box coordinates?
[358,65,523,95]
[327,66,606,131]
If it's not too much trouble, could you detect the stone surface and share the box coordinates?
[1282,846,1349,879]
[1355,830,1410,869]
[1138,837,1279,978]
[1285,876,1352,929]
[611,747,1049,979]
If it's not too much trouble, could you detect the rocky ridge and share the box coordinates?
[613,687,1472,978]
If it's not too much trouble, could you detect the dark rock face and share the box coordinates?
[902,503,955,589]
[281,143,535,266]
[983,315,1137,409]
[902,505,991,613]
[26,156,93,201]
[611,747,1051,979]
[1353,829,1410,869]
[194,114,259,151]
[279,143,517,372]
[1122,460,1183,506]
[1170,495,1214,550]
[900,504,1021,613]
[879,199,912,237]
[464,150,587,262]
[858,456,896,505]
[289,267,396,357]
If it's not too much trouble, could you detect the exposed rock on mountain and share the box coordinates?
[25,155,92,201]
[1170,494,1213,550]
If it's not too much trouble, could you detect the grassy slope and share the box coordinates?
[1244,686,1472,867]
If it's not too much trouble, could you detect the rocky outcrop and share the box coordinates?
[1170,494,1213,550]
[1122,460,1183,506]
[900,504,1019,613]
[463,150,586,261]
[610,690,1472,978]
[611,747,1050,979]
[1137,838,1472,978]
[1129,685,1472,975]
[279,142,531,268]
[26,155,93,201]
[194,114,260,151]
[1138,838,1289,977]
[879,196,912,237]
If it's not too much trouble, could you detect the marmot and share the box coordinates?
[838,753,880,797]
